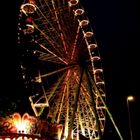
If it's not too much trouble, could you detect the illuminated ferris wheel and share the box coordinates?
[18,0,106,139]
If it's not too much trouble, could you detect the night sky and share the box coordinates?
[1,0,140,139]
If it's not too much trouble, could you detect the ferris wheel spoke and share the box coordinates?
[44,73,66,101]
[36,42,68,65]
[51,0,69,56]
[35,3,60,37]
[46,70,72,124]
[77,104,92,138]
[71,25,81,60]
[71,76,98,138]
[35,0,78,60]
[34,24,67,60]
[52,82,68,123]
[38,65,76,78]
[34,4,71,60]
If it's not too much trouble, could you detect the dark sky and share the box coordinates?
[1,0,139,139]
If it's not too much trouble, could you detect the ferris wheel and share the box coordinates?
[18,0,106,139]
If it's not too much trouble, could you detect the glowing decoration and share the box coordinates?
[0,116,16,133]
[0,112,37,134]
[13,113,30,133]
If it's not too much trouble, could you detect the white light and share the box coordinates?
[127,96,134,101]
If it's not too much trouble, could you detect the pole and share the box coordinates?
[127,98,133,140]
